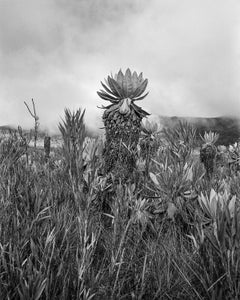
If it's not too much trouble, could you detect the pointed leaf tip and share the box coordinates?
[126,68,132,77]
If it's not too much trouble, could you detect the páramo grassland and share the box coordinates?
[0,70,240,300]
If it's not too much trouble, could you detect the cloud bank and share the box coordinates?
[0,0,239,133]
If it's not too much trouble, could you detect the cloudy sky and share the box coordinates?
[0,0,239,133]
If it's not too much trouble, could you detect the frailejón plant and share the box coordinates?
[97,68,150,182]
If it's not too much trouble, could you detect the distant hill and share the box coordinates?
[158,116,240,146]
[0,125,16,132]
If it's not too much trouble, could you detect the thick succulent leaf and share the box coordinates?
[106,102,121,113]
[97,103,113,109]
[108,76,124,98]
[125,68,133,97]
[133,92,149,101]
[140,109,150,117]
[122,75,128,98]
[117,69,124,89]
[133,79,148,98]
[101,81,116,96]
[99,89,111,96]
[99,89,119,101]
[104,78,110,87]
[97,93,115,103]
[138,72,143,84]
[125,68,132,78]
[132,71,139,92]
[106,76,119,97]
[97,91,118,103]
[131,103,150,117]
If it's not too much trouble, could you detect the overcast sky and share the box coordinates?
[0,0,239,133]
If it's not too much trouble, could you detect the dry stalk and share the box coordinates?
[24,99,39,149]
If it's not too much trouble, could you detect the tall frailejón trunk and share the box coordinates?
[97,69,150,183]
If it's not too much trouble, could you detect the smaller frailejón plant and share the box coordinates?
[97,69,150,182]
[140,119,160,159]
[200,131,219,178]
[139,119,160,180]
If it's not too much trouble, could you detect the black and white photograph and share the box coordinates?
[0,0,240,299]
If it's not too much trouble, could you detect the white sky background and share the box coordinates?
[0,0,239,133]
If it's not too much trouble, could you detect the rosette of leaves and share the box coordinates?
[97,69,150,182]
[163,121,197,164]
[228,142,240,172]
[140,119,160,160]
[200,131,219,179]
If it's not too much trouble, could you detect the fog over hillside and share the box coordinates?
[155,115,240,145]
[1,114,240,146]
